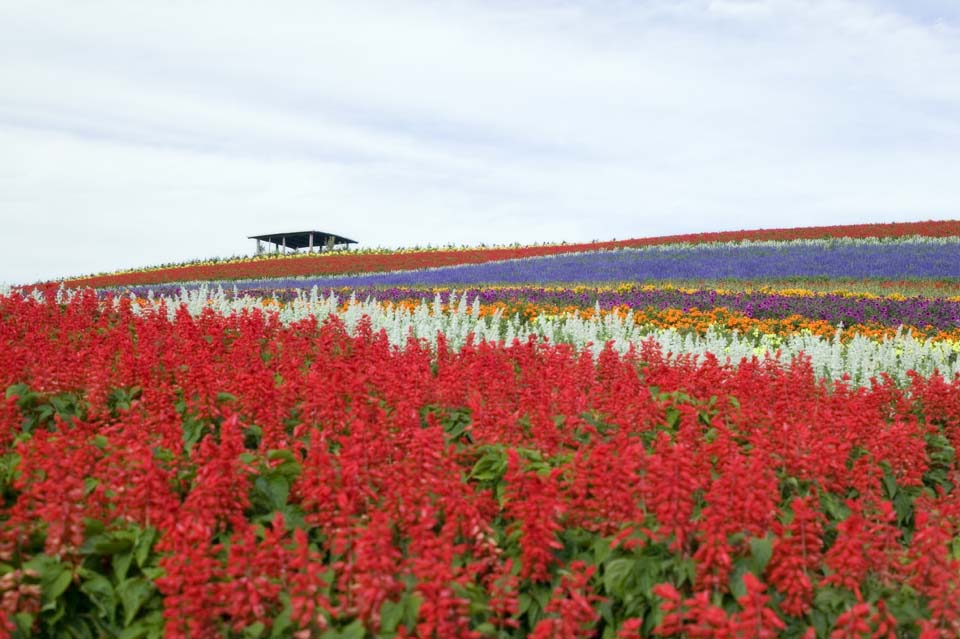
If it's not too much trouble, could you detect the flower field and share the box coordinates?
[182,237,960,289]
[4,222,960,638]
[122,283,960,341]
[59,220,960,289]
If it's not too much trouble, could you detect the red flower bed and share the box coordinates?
[62,219,960,289]
[2,291,960,637]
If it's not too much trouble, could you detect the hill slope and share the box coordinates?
[63,220,960,288]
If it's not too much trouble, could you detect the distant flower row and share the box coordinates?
[66,286,959,385]
[358,283,960,333]
[104,236,960,294]
[111,281,960,340]
[55,219,960,289]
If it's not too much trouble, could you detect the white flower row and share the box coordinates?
[102,285,960,386]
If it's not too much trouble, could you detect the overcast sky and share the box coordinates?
[2,0,959,285]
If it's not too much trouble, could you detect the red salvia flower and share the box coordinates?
[767,495,825,617]
[503,449,564,583]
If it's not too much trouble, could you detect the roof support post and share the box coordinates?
[282,236,287,253]
[309,233,314,252]
[256,239,262,255]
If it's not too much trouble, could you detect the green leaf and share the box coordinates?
[0,452,22,494]
[267,449,294,462]
[814,586,852,613]
[79,572,117,622]
[63,615,96,639]
[118,577,155,627]
[441,408,473,444]
[107,386,141,414]
[118,611,165,639]
[82,533,134,556]
[141,567,164,581]
[518,593,532,615]
[182,415,204,452]
[674,556,697,587]
[811,609,830,638]
[747,536,773,575]
[134,528,158,568]
[603,558,634,598]
[820,492,850,521]
[271,595,294,639]
[729,560,750,599]
[340,619,365,639]
[265,449,302,479]
[41,565,73,610]
[243,622,266,638]
[881,472,898,499]
[403,593,423,630]
[118,623,150,639]
[243,425,263,449]
[664,407,681,430]
[893,488,916,527]
[267,448,299,467]
[113,551,134,583]
[532,584,551,610]
[885,585,924,625]
[5,382,30,401]
[593,536,612,566]
[152,446,174,463]
[13,612,34,636]
[85,519,107,537]
[253,475,290,512]
[923,433,956,492]
[469,447,508,483]
[37,405,53,424]
[380,599,404,633]
[83,477,100,497]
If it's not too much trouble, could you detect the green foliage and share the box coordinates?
[246,449,306,527]
[923,432,955,493]
[9,524,163,638]
[378,594,422,636]
[420,404,474,446]
[5,383,85,434]
[106,387,141,417]
[0,448,21,507]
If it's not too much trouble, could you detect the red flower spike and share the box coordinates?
[767,495,825,617]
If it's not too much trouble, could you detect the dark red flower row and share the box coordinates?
[2,291,960,637]
[60,219,960,289]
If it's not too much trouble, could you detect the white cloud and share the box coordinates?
[0,0,958,284]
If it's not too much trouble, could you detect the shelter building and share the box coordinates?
[249,231,357,254]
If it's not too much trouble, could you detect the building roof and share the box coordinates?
[248,231,357,249]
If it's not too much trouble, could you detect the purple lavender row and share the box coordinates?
[235,241,960,287]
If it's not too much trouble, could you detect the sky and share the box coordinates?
[1,1,959,285]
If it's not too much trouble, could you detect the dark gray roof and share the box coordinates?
[248,231,357,249]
